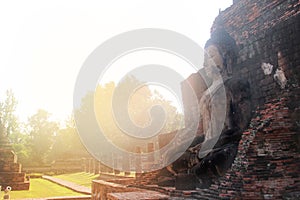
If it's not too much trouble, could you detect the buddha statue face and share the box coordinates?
[203,45,224,79]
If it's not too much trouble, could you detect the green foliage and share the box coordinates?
[0,90,90,166]
[0,89,18,136]
[27,109,58,165]
[76,76,184,152]
[48,117,89,161]
[0,90,32,166]
[0,76,185,168]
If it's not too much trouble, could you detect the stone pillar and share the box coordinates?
[135,146,142,173]
[114,155,120,175]
[122,152,130,175]
[99,162,102,174]
[100,162,107,174]
[147,143,154,163]
[93,159,95,174]
[86,159,89,173]
[88,159,93,173]
[101,155,108,174]
[92,159,96,174]
[84,158,88,173]
[108,166,114,174]
[106,153,114,174]
[82,158,86,172]
[93,159,98,174]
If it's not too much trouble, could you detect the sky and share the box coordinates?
[0,0,232,124]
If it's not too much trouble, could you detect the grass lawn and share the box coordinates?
[54,172,99,188]
[8,178,85,199]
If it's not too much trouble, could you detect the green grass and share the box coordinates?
[8,178,85,199]
[54,172,99,188]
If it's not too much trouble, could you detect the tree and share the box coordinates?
[85,76,184,152]
[49,116,89,161]
[0,90,32,165]
[27,109,58,165]
[0,89,18,136]
[151,90,184,133]
[9,131,31,165]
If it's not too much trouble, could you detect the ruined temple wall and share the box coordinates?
[213,97,300,199]
[207,0,300,198]
[214,0,300,107]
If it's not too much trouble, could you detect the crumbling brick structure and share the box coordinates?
[205,0,300,198]
[0,145,30,191]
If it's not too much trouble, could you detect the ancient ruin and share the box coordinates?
[92,0,300,199]
[0,123,30,191]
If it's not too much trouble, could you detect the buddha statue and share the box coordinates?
[158,27,253,190]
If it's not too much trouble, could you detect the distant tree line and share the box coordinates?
[0,77,183,166]
[0,90,89,167]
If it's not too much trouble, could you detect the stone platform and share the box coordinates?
[92,179,170,200]
[107,191,169,200]
[0,148,30,190]
[92,178,225,200]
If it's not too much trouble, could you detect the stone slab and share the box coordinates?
[107,191,169,200]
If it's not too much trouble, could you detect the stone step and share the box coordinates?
[0,172,27,183]
[201,188,220,196]
[0,149,17,163]
[0,162,21,172]
[0,181,30,191]
[107,191,169,200]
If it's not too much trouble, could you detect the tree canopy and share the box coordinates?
[1,77,184,166]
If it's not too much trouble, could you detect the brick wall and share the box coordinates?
[213,0,300,107]
[92,180,144,200]
[213,97,300,199]
[206,0,300,198]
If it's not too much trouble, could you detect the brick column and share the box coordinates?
[85,158,89,173]
[88,159,93,173]
[147,143,154,162]
[122,152,130,175]
[93,159,98,174]
[135,146,142,174]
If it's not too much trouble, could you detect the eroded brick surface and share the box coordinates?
[0,149,30,191]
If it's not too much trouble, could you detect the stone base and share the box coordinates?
[0,149,30,191]
[175,173,199,190]
[157,176,175,187]
[0,181,30,191]
[0,172,27,183]
[107,191,169,200]
[92,179,169,200]
[92,180,141,200]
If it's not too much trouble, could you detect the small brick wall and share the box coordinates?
[91,180,144,200]
[0,149,30,190]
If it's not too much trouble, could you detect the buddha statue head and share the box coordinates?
[203,27,238,79]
